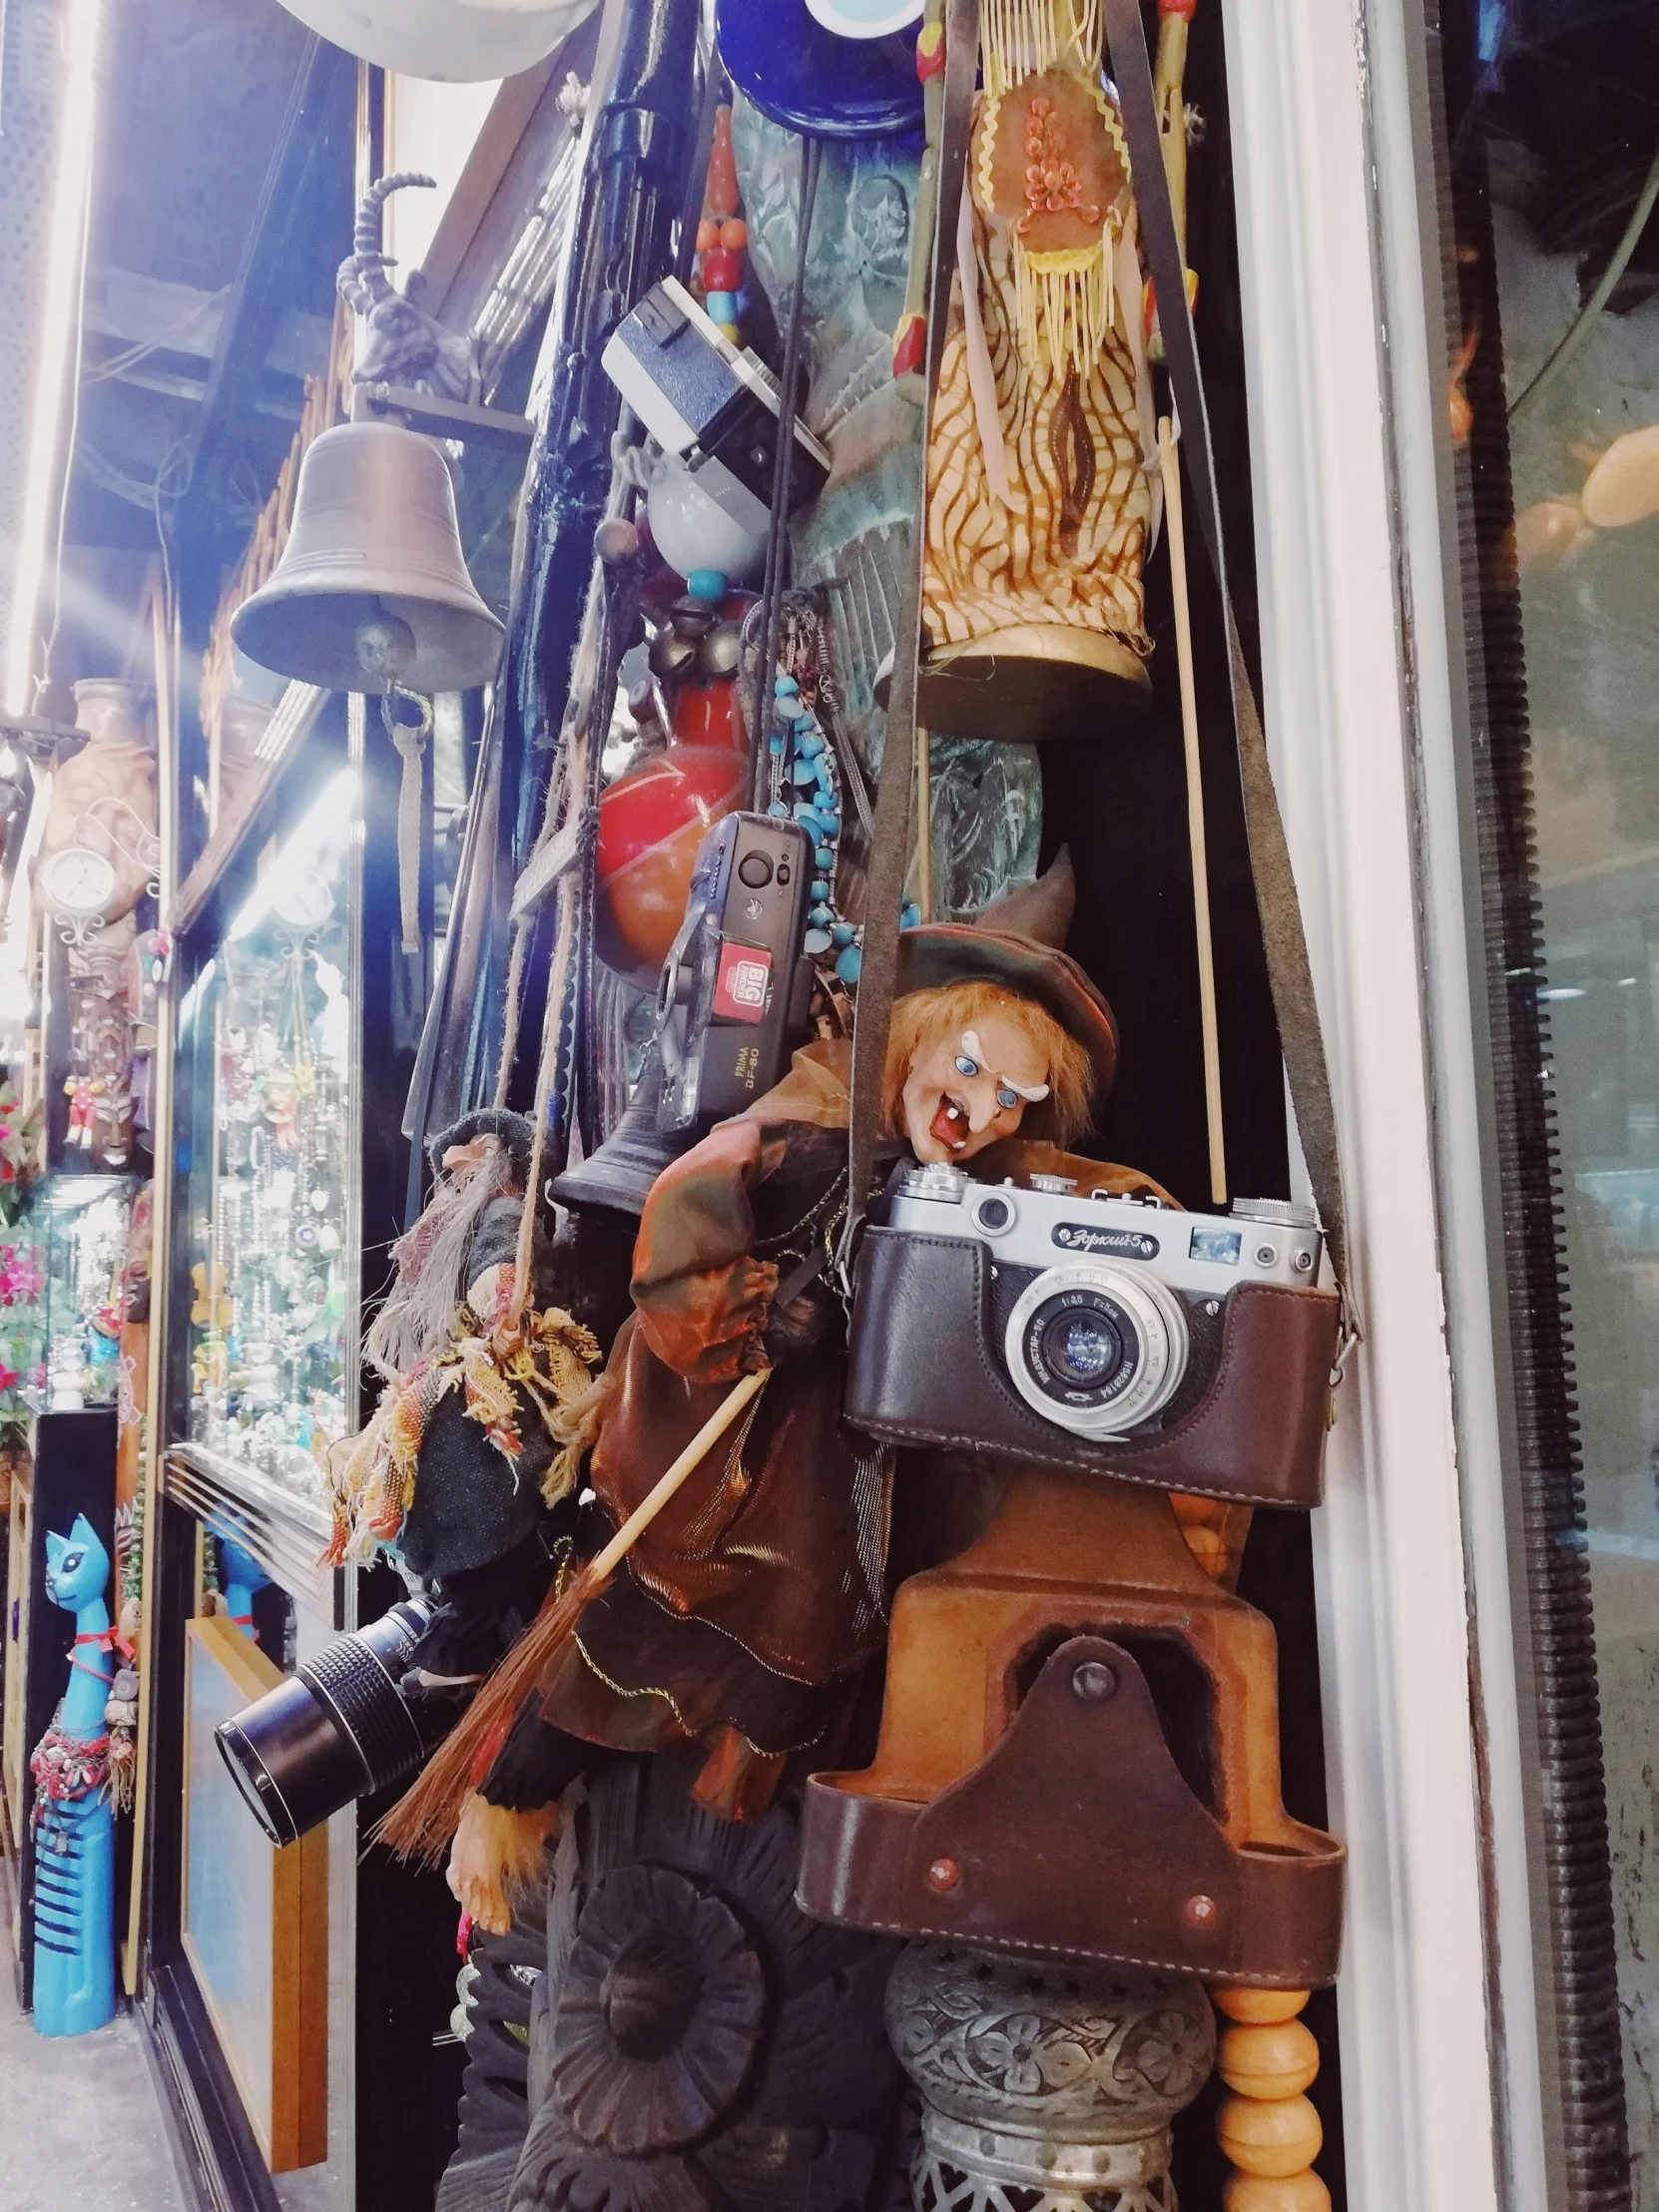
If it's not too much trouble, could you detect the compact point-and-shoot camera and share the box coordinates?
[656,812,816,1135]
[845,1162,1342,1506]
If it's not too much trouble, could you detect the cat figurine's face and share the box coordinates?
[44,1514,110,1609]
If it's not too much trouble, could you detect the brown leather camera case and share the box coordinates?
[797,1473,1346,1985]
[844,1225,1340,1508]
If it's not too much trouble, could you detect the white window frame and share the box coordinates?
[1218,0,1546,2203]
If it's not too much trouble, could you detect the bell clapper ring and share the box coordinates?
[353,613,417,692]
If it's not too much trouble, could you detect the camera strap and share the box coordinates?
[1099,0,1355,1343]
[839,0,1359,1363]
[838,0,979,1293]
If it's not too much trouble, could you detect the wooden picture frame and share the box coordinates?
[182,1613,327,2173]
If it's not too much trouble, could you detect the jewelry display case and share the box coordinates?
[144,702,473,2211]
[179,767,355,1522]
[13,1173,140,1419]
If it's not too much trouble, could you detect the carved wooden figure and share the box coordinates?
[918,0,1156,743]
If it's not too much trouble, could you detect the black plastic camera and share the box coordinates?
[655,812,816,1136]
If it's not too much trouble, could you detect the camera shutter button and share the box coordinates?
[737,852,773,888]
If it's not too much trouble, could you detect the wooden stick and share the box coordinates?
[1154,0,1193,256]
[915,725,933,921]
[1159,415,1227,1205]
[589,1369,768,1583]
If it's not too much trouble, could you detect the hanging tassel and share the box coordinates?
[385,688,432,957]
[1016,241,1114,378]
[982,0,1099,96]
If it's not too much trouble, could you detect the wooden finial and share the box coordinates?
[1213,1985,1331,2211]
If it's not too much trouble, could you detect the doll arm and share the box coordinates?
[629,1117,782,1383]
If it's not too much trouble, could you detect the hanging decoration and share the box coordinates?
[690,109,751,345]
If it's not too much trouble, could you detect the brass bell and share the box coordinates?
[232,421,504,695]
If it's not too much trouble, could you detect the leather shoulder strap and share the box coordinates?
[1101,0,1355,1337]
[841,0,1358,1357]
[838,0,979,1286]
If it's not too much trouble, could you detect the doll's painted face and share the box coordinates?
[901,1010,1052,1163]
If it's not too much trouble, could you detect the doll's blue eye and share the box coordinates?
[996,1085,1020,1111]
[954,1054,978,1077]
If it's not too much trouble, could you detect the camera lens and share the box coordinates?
[1004,1263,1189,1438]
[215,1598,440,1849]
[1040,1306,1124,1388]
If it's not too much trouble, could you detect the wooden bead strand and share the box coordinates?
[1212,1985,1331,2211]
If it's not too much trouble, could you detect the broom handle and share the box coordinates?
[586,1369,769,1584]
[1159,414,1227,1206]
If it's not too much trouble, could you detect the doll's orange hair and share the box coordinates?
[880,980,1096,1148]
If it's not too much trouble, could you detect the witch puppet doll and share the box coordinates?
[362,894,1174,1936]
[321,1108,606,1906]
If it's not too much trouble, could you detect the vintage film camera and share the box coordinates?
[807,1163,1347,1984]
[844,1161,1342,1506]
[551,813,816,1222]
[602,276,830,536]
[655,812,816,1135]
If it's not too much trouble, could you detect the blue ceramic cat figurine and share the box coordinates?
[30,1513,116,2037]
[216,1531,270,1641]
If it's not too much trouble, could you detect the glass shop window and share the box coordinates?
[182,771,356,1512]
[1414,2,1659,2199]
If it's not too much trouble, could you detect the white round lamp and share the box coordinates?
[275,0,598,82]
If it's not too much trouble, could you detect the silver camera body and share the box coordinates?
[601,277,830,537]
[887,1164,1324,1440]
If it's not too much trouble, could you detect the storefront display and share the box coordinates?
[13,1175,139,1420]
[181,785,353,1514]
[12,0,1656,2201]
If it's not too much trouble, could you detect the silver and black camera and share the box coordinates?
[844,1162,1340,1506]
[895,1165,1319,1435]
[601,277,830,536]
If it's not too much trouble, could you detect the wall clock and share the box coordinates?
[38,843,116,923]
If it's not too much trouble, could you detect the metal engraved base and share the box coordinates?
[886,1942,1216,2212]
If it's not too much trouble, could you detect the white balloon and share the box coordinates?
[275,0,598,82]
[646,454,768,584]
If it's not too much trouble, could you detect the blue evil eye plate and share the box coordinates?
[805,0,923,38]
[716,0,925,138]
